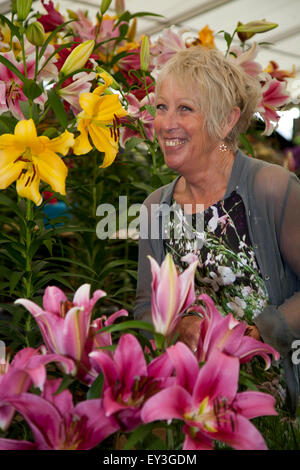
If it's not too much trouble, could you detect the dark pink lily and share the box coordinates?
[38,0,65,32]
[141,343,277,450]
[193,294,279,367]
[15,283,120,383]
[0,378,119,450]
[257,74,290,135]
[89,333,175,431]
[120,92,155,146]
[149,253,198,338]
[0,347,75,431]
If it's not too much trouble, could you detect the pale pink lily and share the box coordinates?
[0,378,119,450]
[152,27,186,68]
[0,347,75,431]
[257,73,290,135]
[120,92,155,146]
[89,333,175,431]
[0,51,46,119]
[141,343,277,450]
[15,284,106,383]
[148,253,198,337]
[58,71,96,113]
[71,10,96,42]
[229,42,262,77]
[192,294,279,367]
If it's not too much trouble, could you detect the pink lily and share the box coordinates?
[141,343,277,450]
[0,378,119,450]
[120,92,155,146]
[229,42,262,77]
[152,27,186,68]
[148,253,198,337]
[0,51,46,119]
[38,0,65,33]
[15,284,106,382]
[58,71,96,113]
[89,333,175,431]
[0,347,75,431]
[257,74,290,135]
[193,294,279,367]
[71,10,96,42]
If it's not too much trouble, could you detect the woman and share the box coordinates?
[134,46,300,412]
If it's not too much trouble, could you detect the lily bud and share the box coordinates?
[127,18,137,42]
[60,40,95,77]
[140,35,150,72]
[115,0,125,16]
[236,20,278,35]
[100,0,112,15]
[16,0,32,21]
[25,21,45,46]
[11,0,17,14]
[236,21,255,42]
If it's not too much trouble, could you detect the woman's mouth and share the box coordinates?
[164,138,187,147]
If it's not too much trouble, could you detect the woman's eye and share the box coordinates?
[180,105,192,112]
[156,104,166,111]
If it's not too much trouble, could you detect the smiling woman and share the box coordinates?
[134,45,300,413]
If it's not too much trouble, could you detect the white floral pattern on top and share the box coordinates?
[164,191,269,324]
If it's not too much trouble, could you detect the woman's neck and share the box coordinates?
[173,149,236,212]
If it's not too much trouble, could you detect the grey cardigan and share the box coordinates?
[135,149,300,412]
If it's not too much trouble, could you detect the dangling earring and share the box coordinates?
[219,142,228,152]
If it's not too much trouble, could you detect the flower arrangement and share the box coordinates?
[0,0,299,451]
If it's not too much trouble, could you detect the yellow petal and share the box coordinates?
[34,150,68,195]
[16,165,42,206]
[79,92,101,117]
[73,124,93,155]
[0,160,26,189]
[94,71,114,95]
[14,119,37,140]
[47,130,75,156]
[89,124,118,168]
[0,134,18,149]
[94,94,127,123]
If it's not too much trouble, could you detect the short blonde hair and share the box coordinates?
[155,46,262,151]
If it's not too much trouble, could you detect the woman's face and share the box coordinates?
[154,77,217,173]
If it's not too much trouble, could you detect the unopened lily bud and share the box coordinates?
[60,40,95,76]
[127,18,137,42]
[16,0,32,21]
[11,0,17,14]
[100,0,112,15]
[26,21,45,46]
[236,21,255,42]
[236,20,278,34]
[140,35,150,72]
[115,0,125,16]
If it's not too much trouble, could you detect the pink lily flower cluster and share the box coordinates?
[15,283,128,384]
[120,92,155,146]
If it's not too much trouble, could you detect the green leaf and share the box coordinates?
[95,320,155,335]
[124,136,143,152]
[123,423,160,450]
[0,194,25,220]
[9,271,25,294]
[0,14,21,40]
[47,87,68,129]
[238,134,255,156]
[0,115,18,133]
[144,104,155,117]
[43,239,53,256]
[22,79,43,100]
[224,31,233,49]
[87,372,104,399]
[38,20,75,60]
[54,375,75,395]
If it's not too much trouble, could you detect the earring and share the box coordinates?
[219,142,228,152]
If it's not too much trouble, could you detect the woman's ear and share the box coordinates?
[222,107,241,138]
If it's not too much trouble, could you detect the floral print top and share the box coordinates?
[163,191,269,324]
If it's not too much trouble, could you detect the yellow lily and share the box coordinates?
[73,72,127,168]
[0,119,74,205]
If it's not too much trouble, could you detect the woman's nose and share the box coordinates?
[160,109,179,132]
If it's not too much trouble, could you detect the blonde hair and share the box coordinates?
[155,46,262,151]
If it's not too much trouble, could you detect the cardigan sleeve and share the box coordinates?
[255,172,300,356]
[134,187,163,325]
